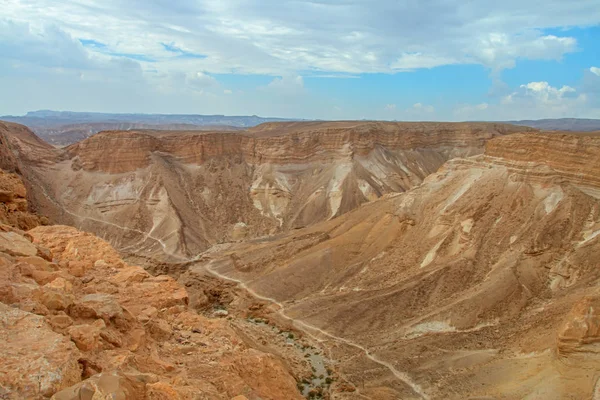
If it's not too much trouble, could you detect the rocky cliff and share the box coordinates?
[0,172,319,400]
[1,120,599,399]
[4,121,529,260]
[195,131,600,399]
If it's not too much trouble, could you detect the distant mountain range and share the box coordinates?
[1,110,294,128]
[0,110,297,146]
[1,111,599,146]
[507,118,600,132]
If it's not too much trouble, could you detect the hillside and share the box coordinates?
[0,167,336,400]
[188,131,600,399]
[2,120,598,399]
[507,118,600,132]
[3,121,530,261]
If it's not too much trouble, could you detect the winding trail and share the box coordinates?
[33,173,428,398]
[204,261,429,400]
[35,180,187,260]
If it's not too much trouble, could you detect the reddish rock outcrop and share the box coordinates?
[486,131,600,188]
[0,169,43,230]
[0,175,303,400]
[67,122,528,174]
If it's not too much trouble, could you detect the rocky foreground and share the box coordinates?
[0,171,314,399]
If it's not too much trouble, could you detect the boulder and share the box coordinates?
[68,319,106,351]
[51,371,146,400]
[41,288,74,311]
[146,381,181,399]
[147,318,173,341]
[116,275,188,316]
[557,295,600,360]
[69,293,125,323]
[45,277,74,293]
[0,303,81,398]
[0,231,38,257]
[48,314,74,330]
[110,266,150,286]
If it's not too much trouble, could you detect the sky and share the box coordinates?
[1,0,599,121]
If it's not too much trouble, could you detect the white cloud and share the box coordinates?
[223,89,232,94]
[518,81,574,99]
[392,53,457,70]
[1,0,594,77]
[410,103,435,113]
[186,71,218,92]
[469,33,577,72]
[455,82,593,120]
[264,75,304,95]
[385,104,397,111]
[1,1,599,118]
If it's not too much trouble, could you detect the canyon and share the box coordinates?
[0,119,598,399]
[2,120,529,262]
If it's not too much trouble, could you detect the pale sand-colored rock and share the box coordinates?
[194,131,600,399]
[0,231,38,257]
[3,120,530,261]
[51,371,146,400]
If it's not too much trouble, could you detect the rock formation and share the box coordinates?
[0,172,311,400]
[2,121,529,261]
[0,224,307,400]
[1,119,599,399]
[194,131,600,399]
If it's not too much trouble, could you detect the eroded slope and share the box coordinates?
[0,172,325,400]
[195,131,600,399]
[7,121,528,260]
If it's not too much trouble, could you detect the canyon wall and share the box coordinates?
[0,171,317,400]
[4,121,530,260]
[197,131,600,399]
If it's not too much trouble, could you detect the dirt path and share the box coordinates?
[36,182,187,260]
[204,260,429,400]
[36,180,428,398]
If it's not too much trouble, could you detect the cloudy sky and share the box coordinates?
[1,0,599,120]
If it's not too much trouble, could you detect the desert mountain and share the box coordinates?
[507,118,600,132]
[31,122,242,147]
[0,162,335,400]
[194,131,600,399]
[4,120,529,262]
[1,119,598,399]
[0,110,294,146]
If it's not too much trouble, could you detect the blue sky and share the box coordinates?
[1,1,599,120]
